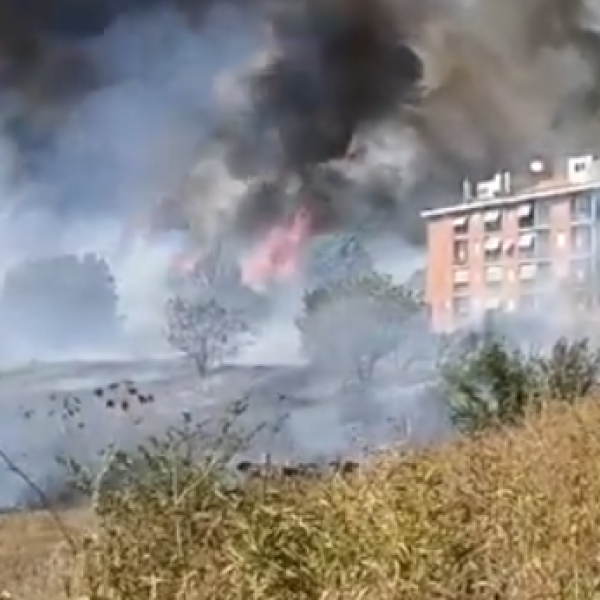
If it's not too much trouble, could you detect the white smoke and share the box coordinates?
[0,5,265,361]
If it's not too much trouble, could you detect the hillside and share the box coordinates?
[5,396,600,599]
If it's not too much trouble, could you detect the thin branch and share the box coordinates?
[0,447,77,553]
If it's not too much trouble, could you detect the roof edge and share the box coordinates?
[420,180,600,220]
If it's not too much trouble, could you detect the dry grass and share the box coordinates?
[0,509,90,599]
[7,398,600,599]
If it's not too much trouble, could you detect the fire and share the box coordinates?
[242,207,313,287]
[172,252,199,276]
[154,205,316,288]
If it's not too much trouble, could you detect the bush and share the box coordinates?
[535,337,600,402]
[442,332,600,434]
[441,333,540,434]
[297,271,426,382]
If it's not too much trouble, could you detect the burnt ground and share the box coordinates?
[0,356,451,510]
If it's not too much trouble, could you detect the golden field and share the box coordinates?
[4,398,600,600]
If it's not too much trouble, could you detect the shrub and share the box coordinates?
[535,337,600,403]
[442,332,600,434]
[12,365,600,599]
[442,333,539,434]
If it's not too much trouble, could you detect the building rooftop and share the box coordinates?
[421,154,600,219]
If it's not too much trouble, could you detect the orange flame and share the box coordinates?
[172,252,199,275]
[242,208,313,287]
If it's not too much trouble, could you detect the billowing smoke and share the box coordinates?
[163,0,600,274]
[0,0,599,342]
[0,1,266,358]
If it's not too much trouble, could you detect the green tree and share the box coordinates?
[297,271,426,383]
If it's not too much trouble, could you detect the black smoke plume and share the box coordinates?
[5,0,600,243]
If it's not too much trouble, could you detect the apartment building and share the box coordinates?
[422,154,600,332]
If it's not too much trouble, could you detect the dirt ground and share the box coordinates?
[0,510,88,600]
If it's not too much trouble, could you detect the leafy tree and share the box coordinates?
[297,271,426,383]
[0,253,119,349]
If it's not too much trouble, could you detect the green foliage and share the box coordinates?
[297,271,426,382]
[534,337,600,403]
[442,333,600,434]
[442,334,539,434]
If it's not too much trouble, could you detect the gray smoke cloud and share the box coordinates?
[163,0,600,250]
[6,0,600,253]
[0,3,265,360]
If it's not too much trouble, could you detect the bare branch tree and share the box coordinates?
[166,296,250,376]
[166,240,259,376]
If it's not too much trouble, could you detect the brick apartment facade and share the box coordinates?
[422,155,600,332]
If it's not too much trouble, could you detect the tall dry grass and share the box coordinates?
[61,397,600,600]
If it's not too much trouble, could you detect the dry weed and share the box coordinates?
[70,397,600,600]
[6,387,600,599]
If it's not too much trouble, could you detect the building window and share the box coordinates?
[517,232,535,258]
[517,203,533,228]
[484,237,502,261]
[483,210,502,232]
[502,240,515,256]
[484,296,502,310]
[485,265,503,283]
[453,240,468,265]
[453,268,469,292]
[571,194,592,221]
[517,231,550,258]
[534,200,551,227]
[485,265,503,293]
[537,230,551,257]
[452,215,469,235]
[572,225,592,255]
[591,190,600,221]
[518,263,537,281]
